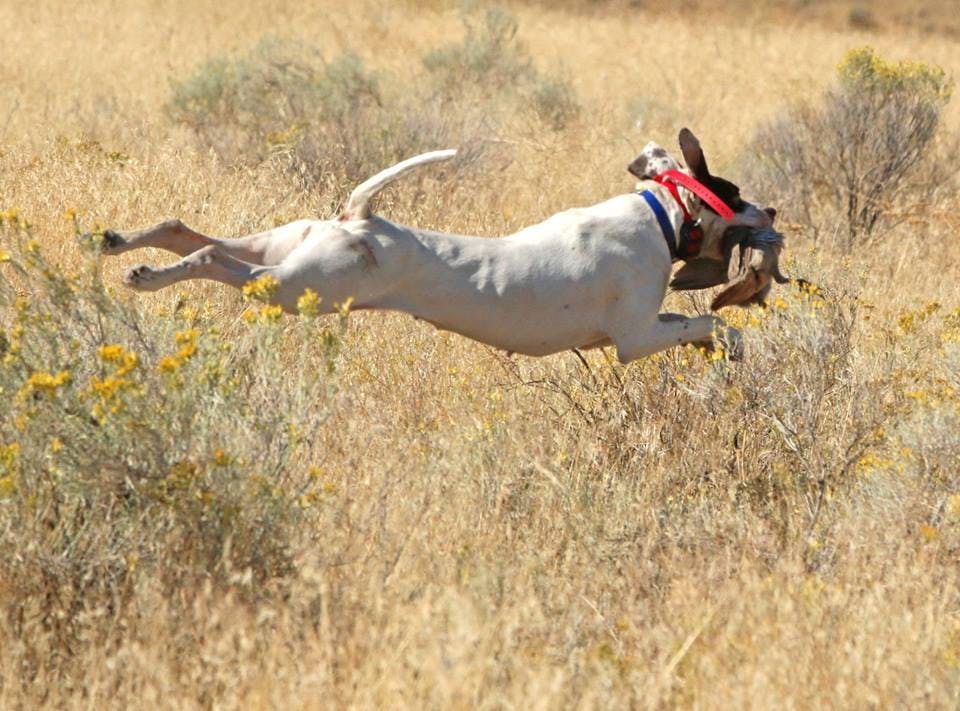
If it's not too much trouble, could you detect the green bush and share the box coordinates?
[423,6,581,129]
[0,212,341,650]
[170,38,391,194]
[423,7,533,94]
[167,9,580,200]
[746,47,953,250]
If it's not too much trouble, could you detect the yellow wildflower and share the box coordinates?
[156,330,199,373]
[242,273,279,302]
[899,301,941,334]
[98,344,126,362]
[168,460,200,485]
[0,249,10,263]
[20,370,71,398]
[157,356,181,373]
[176,342,197,360]
[212,448,232,466]
[1,207,19,223]
[800,281,821,297]
[297,288,320,317]
[0,443,19,497]
[0,442,19,470]
[855,451,894,474]
[335,296,354,318]
[265,123,305,146]
[117,352,138,376]
[98,344,138,376]
[90,375,131,400]
[175,328,199,345]
[299,492,319,508]
[177,306,199,323]
[260,304,284,323]
[919,524,940,542]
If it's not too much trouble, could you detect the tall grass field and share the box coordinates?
[1,1,959,707]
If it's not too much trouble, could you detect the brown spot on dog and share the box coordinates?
[300,225,312,242]
[347,237,378,271]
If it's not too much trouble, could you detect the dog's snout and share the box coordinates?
[764,207,777,222]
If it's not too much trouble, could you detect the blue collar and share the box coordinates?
[638,189,677,259]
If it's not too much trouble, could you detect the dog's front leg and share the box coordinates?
[611,314,742,363]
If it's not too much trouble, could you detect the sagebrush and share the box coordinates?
[169,7,579,204]
[746,47,953,249]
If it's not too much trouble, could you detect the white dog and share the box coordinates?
[98,129,779,363]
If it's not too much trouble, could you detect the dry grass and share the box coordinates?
[2,1,960,708]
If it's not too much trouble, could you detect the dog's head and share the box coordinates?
[629,129,781,309]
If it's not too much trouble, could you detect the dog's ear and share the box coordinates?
[628,141,680,179]
[669,258,727,291]
[678,128,710,181]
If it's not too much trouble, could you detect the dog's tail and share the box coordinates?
[339,149,457,221]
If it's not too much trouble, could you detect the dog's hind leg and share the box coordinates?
[100,220,218,257]
[123,245,267,296]
[99,219,317,266]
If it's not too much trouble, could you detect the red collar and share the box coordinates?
[652,169,736,221]
[651,173,694,223]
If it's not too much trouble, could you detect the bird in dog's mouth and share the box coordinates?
[670,225,809,309]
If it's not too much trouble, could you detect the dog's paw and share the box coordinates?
[101,229,126,252]
[695,325,744,362]
[717,326,744,362]
[80,229,126,255]
[123,264,161,291]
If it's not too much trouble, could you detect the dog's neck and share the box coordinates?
[636,179,725,261]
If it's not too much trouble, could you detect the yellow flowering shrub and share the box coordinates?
[747,47,952,249]
[838,46,953,101]
[0,215,342,608]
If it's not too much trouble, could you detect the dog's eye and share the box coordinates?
[727,191,746,212]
